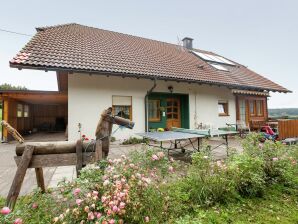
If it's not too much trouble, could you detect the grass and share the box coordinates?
[0,108,2,121]
[176,185,298,224]
[1,185,297,224]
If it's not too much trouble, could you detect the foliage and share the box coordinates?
[269,108,298,118]
[110,136,116,142]
[1,134,297,223]
[0,83,28,91]
[175,185,298,224]
[121,137,148,145]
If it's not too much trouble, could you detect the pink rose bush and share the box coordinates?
[50,148,176,223]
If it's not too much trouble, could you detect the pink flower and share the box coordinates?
[168,166,174,173]
[157,151,165,158]
[119,192,126,198]
[14,218,23,224]
[97,213,102,219]
[84,206,89,213]
[112,205,118,212]
[119,202,125,209]
[32,203,38,209]
[88,212,95,220]
[103,179,110,186]
[0,207,11,215]
[151,154,159,161]
[73,188,81,196]
[272,157,279,161]
[76,199,83,206]
[101,196,107,203]
[92,190,99,196]
[145,216,150,222]
[107,209,112,216]
[109,219,115,224]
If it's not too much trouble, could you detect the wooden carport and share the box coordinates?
[0,90,67,141]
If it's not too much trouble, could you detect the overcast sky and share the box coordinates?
[0,0,297,108]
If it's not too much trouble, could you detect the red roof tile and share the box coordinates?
[10,23,289,92]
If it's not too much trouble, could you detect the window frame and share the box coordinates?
[24,105,29,118]
[17,104,23,118]
[256,100,264,116]
[218,101,229,116]
[112,95,133,121]
[148,99,161,122]
[249,100,256,116]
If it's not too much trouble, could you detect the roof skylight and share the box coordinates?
[208,63,229,71]
[192,51,235,66]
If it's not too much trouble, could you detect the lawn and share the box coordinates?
[176,185,298,224]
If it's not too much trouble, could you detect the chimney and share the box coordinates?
[182,37,193,49]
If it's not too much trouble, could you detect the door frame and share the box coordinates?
[166,97,181,129]
[147,92,189,130]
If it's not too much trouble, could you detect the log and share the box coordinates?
[14,153,96,168]
[6,145,35,209]
[16,141,96,156]
[35,168,46,193]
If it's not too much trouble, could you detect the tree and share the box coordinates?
[0,83,28,90]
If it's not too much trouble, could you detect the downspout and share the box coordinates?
[145,78,157,132]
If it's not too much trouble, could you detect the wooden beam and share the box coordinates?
[35,168,46,193]
[14,153,95,168]
[16,141,96,156]
[6,145,35,209]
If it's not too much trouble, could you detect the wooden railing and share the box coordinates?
[278,119,298,140]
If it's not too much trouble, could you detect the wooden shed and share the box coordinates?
[0,72,68,142]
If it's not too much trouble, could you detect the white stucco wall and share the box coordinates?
[68,73,236,141]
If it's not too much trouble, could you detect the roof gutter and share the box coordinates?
[145,78,157,132]
[9,63,292,93]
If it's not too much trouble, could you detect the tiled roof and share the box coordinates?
[10,23,289,92]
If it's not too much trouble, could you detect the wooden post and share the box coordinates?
[6,145,35,209]
[95,139,103,161]
[76,140,83,176]
[35,168,46,193]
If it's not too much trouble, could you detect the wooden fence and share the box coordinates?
[278,119,298,140]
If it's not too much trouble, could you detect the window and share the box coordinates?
[167,98,180,119]
[112,96,132,120]
[24,105,29,117]
[256,100,263,116]
[148,100,160,122]
[249,100,255,115]
[208,63,229,71]
[17,104,23,117]
[218,101,229,116]
[239,99,246,122]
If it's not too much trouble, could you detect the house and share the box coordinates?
[3,23,289,141]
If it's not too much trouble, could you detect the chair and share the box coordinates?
[236,120,250,137]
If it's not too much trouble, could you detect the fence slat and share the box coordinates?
[278,120,298,139]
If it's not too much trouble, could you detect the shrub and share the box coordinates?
[122,137,148,145]
[242,133,298,186]
[185,152,237,206]
[228,154,265,197]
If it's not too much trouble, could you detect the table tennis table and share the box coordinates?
[137,128,238,156]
